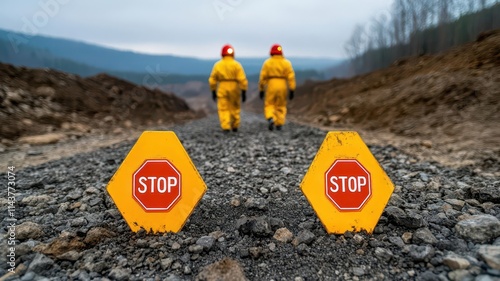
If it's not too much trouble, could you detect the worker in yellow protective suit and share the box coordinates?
[258,44,296,131]
[209,44,248,132]
[208,45,248,132]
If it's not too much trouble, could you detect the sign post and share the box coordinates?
[106,131,206,233]
[300,131,394,234]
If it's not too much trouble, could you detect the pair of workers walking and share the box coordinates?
[209,44,296,132]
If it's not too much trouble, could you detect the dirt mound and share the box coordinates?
[0,63,203,143]
[287,29,500,169]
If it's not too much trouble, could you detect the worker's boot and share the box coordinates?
[268,118,274,131]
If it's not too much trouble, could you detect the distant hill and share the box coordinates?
[0,38,107,76]
[0,29,342,76]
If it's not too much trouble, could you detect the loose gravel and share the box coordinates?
[1,113,499,281]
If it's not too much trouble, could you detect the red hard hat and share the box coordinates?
[270,44,283,55]
[221,44,235,56]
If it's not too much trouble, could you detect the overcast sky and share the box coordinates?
[0,0,393,59]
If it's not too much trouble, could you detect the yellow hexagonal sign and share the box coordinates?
[300,131,394,234]
[106,131,207,233]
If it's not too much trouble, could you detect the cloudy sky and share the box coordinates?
[0,0,393,59]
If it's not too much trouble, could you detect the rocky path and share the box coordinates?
[1,113,499,281]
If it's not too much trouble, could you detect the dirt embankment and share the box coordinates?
[0,64,203,144]
[2,30,499,173]
[287,29,500,171]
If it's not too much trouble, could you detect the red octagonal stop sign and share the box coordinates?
[133,159,181,212]
[325,159,371,211]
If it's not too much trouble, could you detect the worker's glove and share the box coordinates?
[212,90,217,102]
[241,90,246,103]
[289,90,294,100]
[259,91,264,100]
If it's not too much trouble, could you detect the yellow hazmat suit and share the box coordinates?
[258,55,296,128]
[209,56,248,131]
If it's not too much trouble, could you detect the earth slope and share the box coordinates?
[273,30,499,171]
[0,63,202,142]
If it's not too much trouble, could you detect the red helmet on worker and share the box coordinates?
[221,44,235,57]
[270,44,283,56]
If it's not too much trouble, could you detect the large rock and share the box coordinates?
[56,250,82,261]
[16,222,44,241]
[84,227,116,246]
[385,206,426,228]
[28,253,54,273]
[470,185,500,203]
[195,257,248,281]
[442,253,470,270]
[39,235,86,257]
[455,215,500,243]
[5,90,24,103]
[409,245,435,262]
[108,267,131,281]
[18,133,66,145]
[243,197,268,210]
[273,228,294,243]
[196,236,216,252]
[292,230,316,246]
[412,228,438,245]
[35,86,56,98]
[478,245,500,270]
[236,216,272,237]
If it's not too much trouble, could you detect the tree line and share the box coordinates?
[344,0,500,74]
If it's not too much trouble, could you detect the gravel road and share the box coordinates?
[1,113,499,281]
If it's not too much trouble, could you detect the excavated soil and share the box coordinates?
[280,29,499,174]
[0,64,203,141]
[0,64,204,167]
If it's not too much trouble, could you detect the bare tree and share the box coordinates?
[342,0,500,76]
[393,0,409,44]
[370,14,390,49]
[344,24,367,73]
[344,24,366,59]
